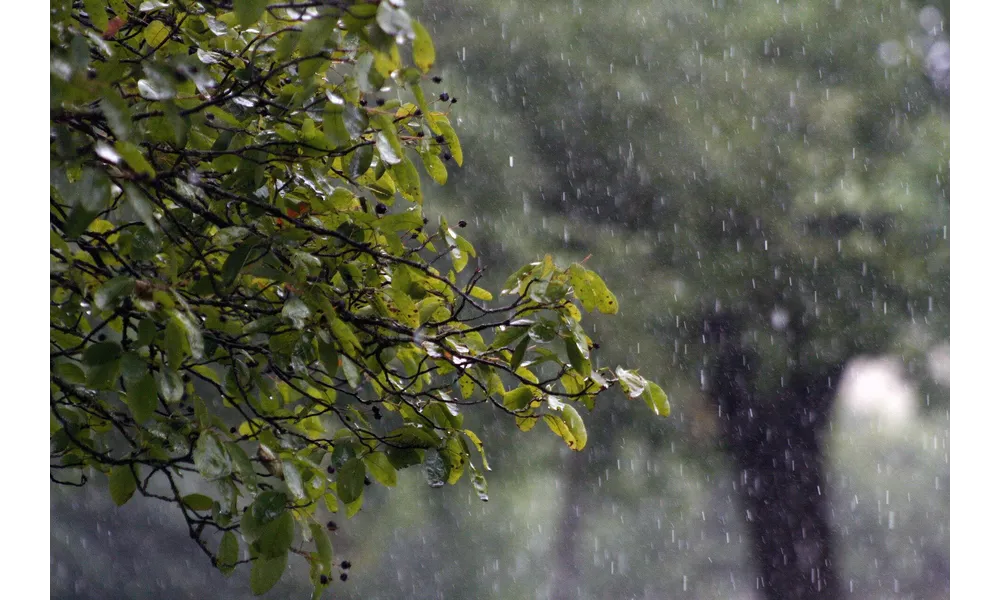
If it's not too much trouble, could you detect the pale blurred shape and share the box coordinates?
[838,357,917,428]
[877,40,905,67]
[926,342,950,386]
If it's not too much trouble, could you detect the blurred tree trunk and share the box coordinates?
[550,450,588,600]
[709,316,843,600]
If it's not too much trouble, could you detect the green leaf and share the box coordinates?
[323,103,351,148]
[256,511,294,557]
[419,151,448,185]
[561,404,588,450]
[430,115,463,166]
[114,141,156,178]
[213,227,249,247]
[108,465,136,506]
[282,460,306,500]
[364,452,397,487]
[250,552,287,596]
[194,433,232,480]
[226,442,258,492]
[374,130,402,165]
[124,373,158,424]
[502,386,534,412]
[83,341,122,366]
[108,0,129,18]
[641,381,671,417]
[309,523,333,564]
[297,15,336,55]
[84,0,109,32]
[567,264,619,314]
[282,297,311,329]
[510,336,530,370]
[157,369,184,403]
[565,337,589,376]
[463,429,491,471]
[143,20,170,48]
[221,241,258,288]
[412,21,435,73]
[173,311,204,360]
[336,458,366,503]
[386,426,440,448]
[469,286,492,301]
[615,366,647,399]
[458,373,475,399]
[216,531,239,576]
[182,493,215,511]
[124,184,158,232]
[251,491,288,526]
[544,405,588,451]
[165,317,188,370]
[234,0,268,29]
[136,318,157,347]
[390,156,423,204]
[344,493,364,518]
[386,447,424,470]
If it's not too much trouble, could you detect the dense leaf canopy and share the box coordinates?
[49,1,666,595]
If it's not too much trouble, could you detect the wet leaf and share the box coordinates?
[412,21,435,72]
[250,553,287,596]
[108,465,136,506]
[216,531,239,576]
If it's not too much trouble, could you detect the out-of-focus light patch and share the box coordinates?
[770,307,790,331]
[919,6,944,35]
[838,356,917,429]
[927,342,950,386]
[877,40,905,67]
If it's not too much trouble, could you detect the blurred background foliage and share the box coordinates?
[52,0,948,598]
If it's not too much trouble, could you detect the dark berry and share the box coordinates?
[363,477,371,486]
[439,92,450,102]
[97,334,107,341]
[375,98,386,107]
[205,113,215,120]
[340,560,352,569]
[414,109,423,116]
[86,70,97,80]
[416,131,425,137]
[340,573,348,582]
[458,220,467,228]
[593,342,601,349]
[422,217,429,224]
[441,152,452,161]
[434,135,445,143]
[359,99,368,106]
[320,575,329,584]
[327,465,336,474]
[375,202,388,215]
[431,76,443,83]
[327,520,338,532]
[229,426,237,434]
[372,407,382,420]
[182,373,191,382]
[450,97,458,104]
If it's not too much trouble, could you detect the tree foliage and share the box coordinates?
[49,1,666,595]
